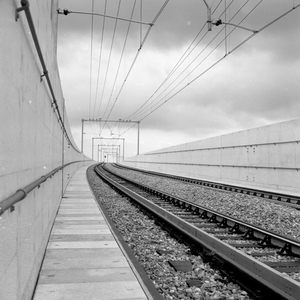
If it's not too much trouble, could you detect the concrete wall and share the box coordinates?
[0,1,91,299]
[122,118,300,195]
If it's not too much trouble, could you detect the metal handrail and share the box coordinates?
[0,161,85,217]
[15,0,80,153]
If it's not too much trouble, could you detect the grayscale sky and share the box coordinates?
[56,0,300,158]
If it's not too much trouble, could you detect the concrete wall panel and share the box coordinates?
[0,1,91,299]
[122,119,300,195]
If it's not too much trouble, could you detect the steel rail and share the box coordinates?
[114,163,300,207]
[0,161,85,217]
[95,163,300,300]
[15,0,80,153]
[145,189,300,254]
[103,164,300,256]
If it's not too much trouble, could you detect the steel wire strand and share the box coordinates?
[119,123,137,137]
[137,35,255,121]
[140,0,143,47]
[139,36,229,122]
[164,0,231,81]
[130,27,229,120]
[126,0,239,121]
[127,0,248,121]
[125,24,208,121]
[123,0,227,121]
[101,0,170,124]
[138,2,299,122]
[96,1,137,123]
[97,0,122,121]
[89,0,95,120]
[99,1,147,137]
[129,1,260,121]
[92,0,107,120]
[97,0,147,138]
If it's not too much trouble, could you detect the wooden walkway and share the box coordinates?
[33,166,150,300]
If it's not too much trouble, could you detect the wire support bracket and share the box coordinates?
[210,19,259,33]
[40,70,48,82]
[15,2,29,21]
[51,102,58,112]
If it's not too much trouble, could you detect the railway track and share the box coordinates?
[113,163,300,209]
[94,163,300,300]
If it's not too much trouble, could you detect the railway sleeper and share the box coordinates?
[200,250,267,300]
[264,261,300,273]
[229,242,263,248]
[113,163,300,208]
[99,164,300,300]
[214,235,245,240]
[203,228,229,234]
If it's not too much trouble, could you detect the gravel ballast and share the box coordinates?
[106,164,300,241]
[87,166,255,300]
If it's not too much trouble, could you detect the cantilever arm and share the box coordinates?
[57,9,154,26]
[213,19,259,33]
[202,0,212,31]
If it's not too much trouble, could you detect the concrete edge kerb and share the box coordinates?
[86,164,163,300]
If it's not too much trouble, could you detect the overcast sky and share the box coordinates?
[57,0,300,159]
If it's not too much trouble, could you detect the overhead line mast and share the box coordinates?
[81,118,140,156]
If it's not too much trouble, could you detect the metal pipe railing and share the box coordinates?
[0,161,85,217]
[15,0,80,153]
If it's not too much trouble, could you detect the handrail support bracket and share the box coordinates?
[15,1,29,21]
[15,6,25,21]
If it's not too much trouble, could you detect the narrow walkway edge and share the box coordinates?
[33,165,151,300]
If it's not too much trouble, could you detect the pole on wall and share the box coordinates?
[137,121,140,155]
[81,119,84,153]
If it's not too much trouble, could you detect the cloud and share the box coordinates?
[57,0,300,157]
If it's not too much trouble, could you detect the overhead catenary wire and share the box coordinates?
[89,0,95,119]
[135,2,299,122]
[125,23,208,120]
[59,1,299,154]
[125,0,236,121]
[96,0,122,121]
[126,0,261,122]
[102,0,170,122]
[98,0,135,120]
[58,1,157,136]
[94,1,138,138]
[59,0,170,142]
[140,0,143,48]
[92,0,107,121]
[96,0,170,137]
[136,8,261,121]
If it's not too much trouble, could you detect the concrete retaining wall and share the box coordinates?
[0,1,91,299]
[122,118,300,195]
